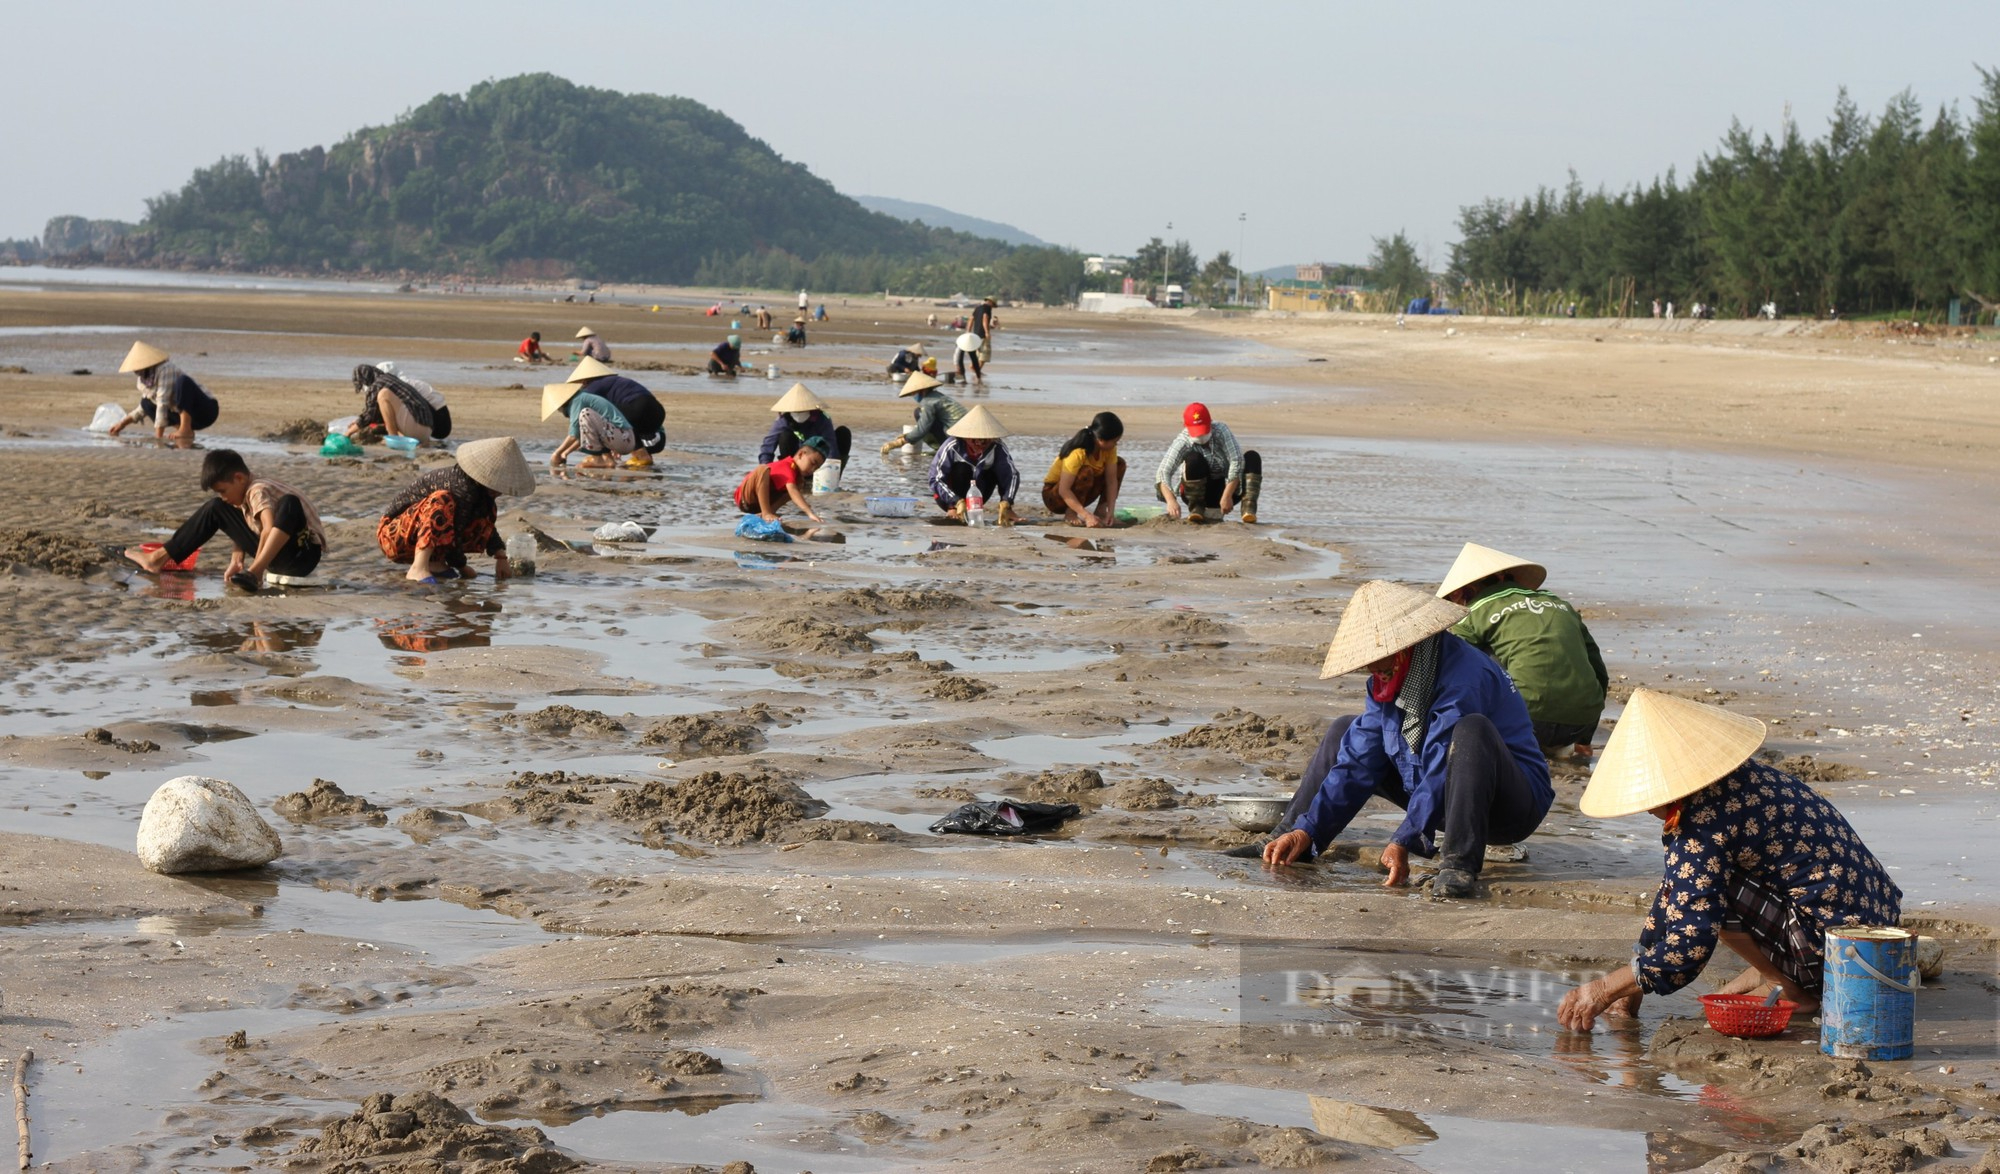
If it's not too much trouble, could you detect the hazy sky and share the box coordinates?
[5,2,1990,270]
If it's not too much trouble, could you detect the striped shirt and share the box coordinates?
[1154,420,1244,490]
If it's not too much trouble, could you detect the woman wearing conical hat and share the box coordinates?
[544,357,665,470]
[759,383,851,469]
[377,437,536,584]
[1262,580,1553,898]
[886,341,927,380]
[1555,690,1901,1031]
[879,372,966,456]
[1438,543,1608,757]
[928,405,1020,526]
[106,341,219,446]
[572,326,611,363]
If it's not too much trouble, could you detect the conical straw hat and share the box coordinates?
[946,404,1010,440]
[956,331,982,352]
[1437,542,1548,598]
[1579,689,1766,818]
[456,436,536,497]
[770,382,825,413]
[119,340,170,373]
[906,342,926,356]
[574,326,597,338]
[898,371,942,398]
[541,382,583,421]
[1319,580,1469,679]
[564,356,616,384]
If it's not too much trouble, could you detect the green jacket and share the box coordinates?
[1451,587,1608,729]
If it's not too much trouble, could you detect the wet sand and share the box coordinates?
[0,286,1997,1172]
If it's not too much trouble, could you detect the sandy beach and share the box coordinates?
[0,283,1996,1172]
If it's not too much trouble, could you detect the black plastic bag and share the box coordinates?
[929,798,1080,837]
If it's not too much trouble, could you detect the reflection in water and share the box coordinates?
[185,620,327,655]
[376,603,497,653]
[1044,533,1113,555]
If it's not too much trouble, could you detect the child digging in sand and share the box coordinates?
[124,449,326,592]
[733,435,828,524]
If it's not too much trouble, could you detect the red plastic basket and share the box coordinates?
[1699,992,1797,1037]
[139,542,199,572]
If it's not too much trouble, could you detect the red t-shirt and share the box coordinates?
[733,457,803,508]
[518,337,542,357]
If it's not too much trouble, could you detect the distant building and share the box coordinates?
[1084,256,1129,276]
[1266,279,1359,313]
[1296,262,1334,283]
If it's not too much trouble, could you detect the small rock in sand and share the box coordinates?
[273,779,387,825]
[1021,768,1106,803]
[517,704,627,737]
[398,807,470,843]
[136,776,283,873]
[289,1089,575,1171]
[1113,777,1182,811]
[930,675,990,701]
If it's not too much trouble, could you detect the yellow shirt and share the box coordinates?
[1043,441,1117,486]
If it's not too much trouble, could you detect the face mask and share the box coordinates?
[1192,433,1212,445]
[788,411,811,423]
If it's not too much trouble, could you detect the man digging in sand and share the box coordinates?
[124,448,326,592]
[1261,580,1552,898]
[1555,689,1901,1031]
[1437,542,1609,758]
[1155,401,1262,524]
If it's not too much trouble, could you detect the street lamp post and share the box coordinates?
[1163,222,1171,302]
[1237,212,1246,306]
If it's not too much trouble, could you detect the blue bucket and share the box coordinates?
[1821,926,1917,1060]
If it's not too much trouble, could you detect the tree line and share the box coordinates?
[1445,73,2000,319]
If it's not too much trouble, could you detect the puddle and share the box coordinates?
[821,932,1173,966]
[872,631,1110,673]
[1127,1080,1690,1172]
[541,1098,921,1171]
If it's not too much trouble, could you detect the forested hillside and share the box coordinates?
[102,74,1014,287]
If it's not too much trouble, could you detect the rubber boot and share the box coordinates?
[1240,472,1262,524]
[1182,476,1208,523]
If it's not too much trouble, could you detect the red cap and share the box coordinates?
[1182,402,1212,437]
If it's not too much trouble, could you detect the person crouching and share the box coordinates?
[735,435,828,524]
[124,448,325,592]
[929,404,1020,526]
[377,437,535,584]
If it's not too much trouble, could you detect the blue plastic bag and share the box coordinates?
[734,515,793,543]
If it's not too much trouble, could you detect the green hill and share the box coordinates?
[107,74,1006,285]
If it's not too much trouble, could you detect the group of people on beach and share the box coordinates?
[109,319,1900,1024]
[1260,545,1899,1028]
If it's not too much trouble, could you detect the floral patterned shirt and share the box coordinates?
[1633,760,1900,995]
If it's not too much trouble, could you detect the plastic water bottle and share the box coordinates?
[968,495,985,526]
[504,532,538,576]
[766,364,777,379]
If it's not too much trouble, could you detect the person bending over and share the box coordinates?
[125,448,325,592]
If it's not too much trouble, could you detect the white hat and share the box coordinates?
[1318,581,1468,679]
[946,404,1010,440]
[956,331,982,352]
[541,382,583,421]
[119,340,170,373]
[456,437,536,497]
[1437,543,1548,598]
[575,326,597,339]
[770,382,825,413]
[564,356,616,384]
[1579,689,1766,818]
[898,372,943,398]
[906,342,926,356]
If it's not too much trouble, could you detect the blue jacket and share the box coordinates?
[1295,635,1550,856]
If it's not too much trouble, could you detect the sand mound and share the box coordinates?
[262,417,326,443]
[931,675,990,701]
[273,778,387,825]
[1769,752,1866,783]
[607,771,828,845]
[0,528,113,578]
[639,709,768,756]
[567,982,763,1034]
[289,1089,575,1172]
[1158,709,1322,760]
[1101,611,1232,639]
[831,586,967,614]
[517,704,627,737]
[733,614,875,655]
[1019,768,1107,803]
[1113,777,1182,811]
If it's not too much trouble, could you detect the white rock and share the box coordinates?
[136,776,283,874]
